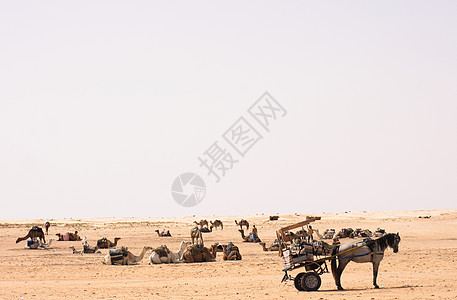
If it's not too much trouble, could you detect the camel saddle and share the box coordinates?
[188,244,205,256]
[225,242,235,256]
[109,248,127,261]
[97,237,108,247]
[154,246,168,258]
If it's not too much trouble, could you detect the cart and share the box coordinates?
[277,216,331,291]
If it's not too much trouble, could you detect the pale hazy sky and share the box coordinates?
[1,1,456,219]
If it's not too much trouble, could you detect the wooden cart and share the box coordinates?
[277,216,330,291]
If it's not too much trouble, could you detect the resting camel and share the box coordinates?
[235,219,249,230]
[238,229,261,243]
[16,226,46,244]
[200,226,213,233]
[149,241,191,264]
[155,229,172,237]
[209,220,223,230]
[335,228,354,239]
[259,241,280,252]
[26,238,54,250]
[69,246,83,255]
[222,243,242,260]
[182,244,217,263]
[56,231,81,241]
[323,229,336,239]
[44,222,51,235]
[269,216,279,221]
[103,246,152,265]
[97,237,121,248]
[193,219,208,228]
[190,227,203,245]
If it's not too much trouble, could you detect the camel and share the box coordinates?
[69,246,83,255]
[148,241,191,264]
[259,241,280,252]
[16,226,46,244]
[182,243,217,263]
[56,231,81,241]
[200,226,213,233]
[193,219,208,228]
[44,222,51,235]
[238,229,261,243]
[26,238,54,250]
[155,229,172,237]
[374,228,386,237]
[335,228,354,239]
[103,246,152,265]
[235,219,249,230]
[97,237,121,248]
[222,243,242,261]
[269,216,279,221]
[190,227,203,245]
[350,229,373,238]
[209,220,223,230]
[323,229,336,239]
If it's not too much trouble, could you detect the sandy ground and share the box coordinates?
[0,209,456,300]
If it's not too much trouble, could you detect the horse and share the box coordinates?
[330,233,401,290]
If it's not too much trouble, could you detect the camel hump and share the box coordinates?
[32,226,43,233]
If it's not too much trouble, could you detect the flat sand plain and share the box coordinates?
[1,209,456,300]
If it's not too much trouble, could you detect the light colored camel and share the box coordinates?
[259,241,280,252]
[155,229,172,237]
[149,241,191,264]
[69,246,83,255]
[16,227,46,244]
[26,238,54,250]
[103,246,152,265]
[235,219,249,230]
[190,227,203,244]
[209,220,223,230]
[182,244,217,263]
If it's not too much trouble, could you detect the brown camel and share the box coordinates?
[222,243,242,261]
[200,226,213,233]
[16,227,46,244]
[238,229,261,243]
[44,222,51,235]
[235,219,249,230]
[190,227,203,244]
[193,219,209,228]
[259,241,280,252]
[155,229,172,237]
[97,237,121,249]
[182,244,217,263]
[56,231,81,241]
[209,220,223,230]
[103,246,152,265]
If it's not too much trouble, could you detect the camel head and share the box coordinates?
[15,238,21,244]
[155,229,159,233]
[114,237,121,242]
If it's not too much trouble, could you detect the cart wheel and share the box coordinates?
[294,272,306,291]
[301,272,321,291]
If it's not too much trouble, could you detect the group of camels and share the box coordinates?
[16,218,258,266]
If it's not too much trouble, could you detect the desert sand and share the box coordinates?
[1,209,456,300]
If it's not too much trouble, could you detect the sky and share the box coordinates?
[1,1,456,219]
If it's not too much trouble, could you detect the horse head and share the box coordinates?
[391,232,401,253]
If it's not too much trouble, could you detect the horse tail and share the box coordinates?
[330,245,339,278]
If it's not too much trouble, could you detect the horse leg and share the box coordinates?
[372,258,381,289]
[334,258,350,290]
